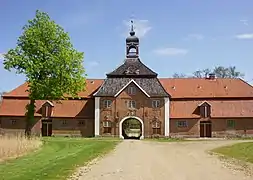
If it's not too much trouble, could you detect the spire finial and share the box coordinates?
[130,20,135,36]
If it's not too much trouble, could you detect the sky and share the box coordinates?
[1,0,253,92]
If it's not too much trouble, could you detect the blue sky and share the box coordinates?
[1,0,253,92]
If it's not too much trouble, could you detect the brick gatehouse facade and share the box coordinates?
[1,23,253,138]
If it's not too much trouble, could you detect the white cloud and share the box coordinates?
[235,33,253,39]
[123,19,152,38]
[240,19,249,26]
[153,48,188,56]
[185,34,204,40]
[88,61,99,67]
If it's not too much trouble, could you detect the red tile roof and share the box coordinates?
[3,79,104,98]
[159,78,253,98]
[2,78,253,119]
[0,99,92,118]
[4,78,253,99]
[170,100,253,118]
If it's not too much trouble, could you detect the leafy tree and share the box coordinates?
[3,10,86,137]
[173,66,244,78]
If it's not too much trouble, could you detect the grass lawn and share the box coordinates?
[212,142,253,163]
[0,137,120,180]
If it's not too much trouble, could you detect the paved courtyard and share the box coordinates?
[72,140,253,180]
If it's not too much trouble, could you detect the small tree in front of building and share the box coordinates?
[3,10,86,137]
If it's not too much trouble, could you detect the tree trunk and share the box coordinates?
[25,99,36,138]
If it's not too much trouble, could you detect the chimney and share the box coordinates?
[208,73,216,80]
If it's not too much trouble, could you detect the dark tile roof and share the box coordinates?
[106,58,158,78]
[94,78,169,97]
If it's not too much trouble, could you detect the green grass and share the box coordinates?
[0,137,120,180]
[212,142,253,163]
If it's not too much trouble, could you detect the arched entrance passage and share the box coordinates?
[119,116,144,139]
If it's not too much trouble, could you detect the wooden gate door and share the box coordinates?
[41,120,52,136]
[200,123,205,137]
[200,121,212,138]
[205,122,212,137]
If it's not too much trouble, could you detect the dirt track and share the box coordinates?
[73,140,253,180]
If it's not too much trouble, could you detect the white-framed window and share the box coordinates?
[128,100,136,108]
[204,106,208,118]
[152,100,160,108]
[103,121,112,134]
[152,121,160,128]
[104,100,112,108]
[200,103,211,118]
[127,86,136,95]
[177,121,187,128]
[103,121,112,127]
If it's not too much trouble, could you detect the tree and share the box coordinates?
[172,73,187,78]
[3,10,86,137]
[0,92,6,102]
[173,66,244,78]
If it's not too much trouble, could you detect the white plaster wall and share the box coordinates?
[94,97,100,136]
[164,97,170,136]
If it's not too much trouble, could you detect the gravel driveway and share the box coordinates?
[72,140,253,180]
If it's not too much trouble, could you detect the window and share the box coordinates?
[103,121,112,127]
[152,121,161,135]
[152,100,160,108]
[78,120,85,126]
[62,120,67,125]
[177,121,187,128]
[11,120,16,125]
[42,102,53,118]
[153,128,161,135]
[152,121,160,128]
[104,100,112,108]
[128,47,137,56]
[227,120,235,128]
[103,121,112,134]
[127,86,136,95]
[128,100,136,109]
[200,104,211,118]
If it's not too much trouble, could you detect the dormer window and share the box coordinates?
[199,102,211,118]
[42,101,54,118]
[127,86,136,95]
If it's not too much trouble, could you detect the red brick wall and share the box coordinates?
[170,118,253,137]
[0,116,41,136]
[99,84,165,137]
[51,118,94,137]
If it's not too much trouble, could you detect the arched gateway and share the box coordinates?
[119,116,144,139]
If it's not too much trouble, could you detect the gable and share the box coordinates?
[42,100,54,107]
[198,101,211,107]
[114,79,150,97]
[94,78,169,97]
